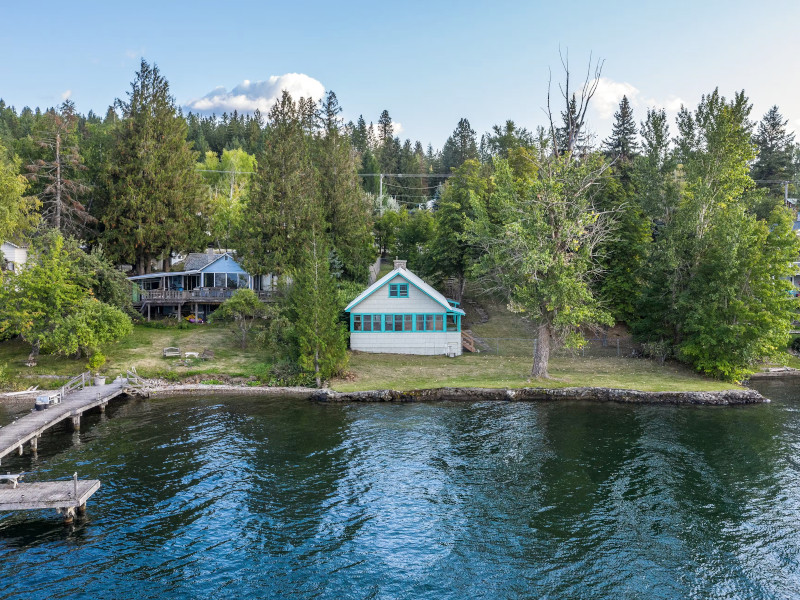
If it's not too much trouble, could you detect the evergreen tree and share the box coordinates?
[634,90,798,379]
[602,95,638,162]
[377,110,393,144]
[351,115,369,154]
[752,105,796,196]
[239,91,320,276]
[441,118,478,172]
[102,60,205,274]
[314,91,375,282]
[292,230,348,387]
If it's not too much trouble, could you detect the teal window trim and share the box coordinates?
[350,313,456,333]
[389,283,409,298]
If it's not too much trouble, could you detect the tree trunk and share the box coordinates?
[314,348,321,388]
[54,132,62,231]
[531,322,551,379]
[26,340,40,367]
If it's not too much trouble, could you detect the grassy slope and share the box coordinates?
[329,292,741,393]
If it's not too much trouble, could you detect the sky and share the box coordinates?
[2,0,800,150]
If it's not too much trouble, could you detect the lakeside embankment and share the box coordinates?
[1,382,767,406]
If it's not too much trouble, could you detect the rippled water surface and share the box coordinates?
[1,382,800,599]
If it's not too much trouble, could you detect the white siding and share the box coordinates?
[1,243,27,271]
[349,274,462,356]
[351,331,462,356]
[354,275,443,314]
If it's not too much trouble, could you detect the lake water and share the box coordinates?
[1,381,799,599]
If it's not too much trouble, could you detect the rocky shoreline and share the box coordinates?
[1,382,767,406]
[308,386,767,405]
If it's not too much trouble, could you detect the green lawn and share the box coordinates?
[0,290,753,394]
[330,352,740,393]
[0,323,270,389]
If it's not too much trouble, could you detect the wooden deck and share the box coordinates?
[0,378,142,465]
[0,480,100,512]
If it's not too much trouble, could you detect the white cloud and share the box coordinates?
[60,89,72,101]
[586,77,686,126]
[186,73,326,115]
[392,121,403,136]
[591,77,640,119]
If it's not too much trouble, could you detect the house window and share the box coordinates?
[363,315,372,332]
[204,273,214,287]
[239,274,249,289]
[214,273,226,288]
[435,314,444,331]
[372,315,382,331]
[227,273,239,288]
[404,315,413,331]
[385,315,394,331]
[416,314,425,331]
[389,283,409,298]
[426,315,434,331]
[394,315,404,331]
[446,314,458,332]
[353,315,362,331]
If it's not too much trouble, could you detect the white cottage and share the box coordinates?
[345,259,466,356]
[1,241,27,272]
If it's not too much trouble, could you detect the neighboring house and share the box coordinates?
[1,241,27,272]
[128,250,276,320]
[791,221,800,296]
[345,259,466,356]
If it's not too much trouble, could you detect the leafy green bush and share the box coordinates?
[261,360,316,387]
[87,352,106,373]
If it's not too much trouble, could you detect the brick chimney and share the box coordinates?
[393,259,407,270]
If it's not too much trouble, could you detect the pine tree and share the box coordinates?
[239,91,320,276]
[441,118,478,172]
[603,95,638,162]
[752,105,796,196]
[102,60,205,274]
[377,110,393,144]
[314,91,375,282]
[292,230,348,387]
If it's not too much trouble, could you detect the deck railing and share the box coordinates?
[59,371,90,402]
[137,288,274,303]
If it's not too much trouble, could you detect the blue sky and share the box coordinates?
[2,0,799,149]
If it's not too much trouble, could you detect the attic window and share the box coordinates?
[389,283,409,298]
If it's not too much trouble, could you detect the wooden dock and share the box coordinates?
[0,371,147,521]
[0,371,148,466]
[0,477,101,522]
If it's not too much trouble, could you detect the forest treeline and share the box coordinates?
[1,59,799,381]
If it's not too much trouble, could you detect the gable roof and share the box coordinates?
[127,252,243,281]
[185,252,235,271]
[345,265,465,315]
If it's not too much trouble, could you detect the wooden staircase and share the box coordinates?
[462,330,478,353]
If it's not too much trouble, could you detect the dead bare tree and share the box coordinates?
[546,48,604,157]
[26,100,94,235]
